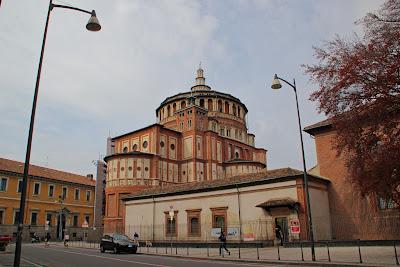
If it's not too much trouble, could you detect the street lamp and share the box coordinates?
[14,1,100,266]
[56,196,64,241]
[169,207,174,254]
[271,74,316,261]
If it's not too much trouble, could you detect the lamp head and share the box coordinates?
[86,10,101,31]
[271,74,282,90]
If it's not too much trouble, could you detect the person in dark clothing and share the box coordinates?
[218,231,230,256]
[275,225,283,246]
[45,232,51,247]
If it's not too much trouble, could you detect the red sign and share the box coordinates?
[290,219,301,234]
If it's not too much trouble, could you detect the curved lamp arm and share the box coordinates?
[51,4,92,15]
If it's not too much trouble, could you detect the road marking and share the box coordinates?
[42,247,169,267]
[21,257,43,267]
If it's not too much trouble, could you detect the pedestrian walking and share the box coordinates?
[218,231,230,256]
[45,232,51,248]
[275,225,283,246]
[64,234,69,248]
[133,232,139,246]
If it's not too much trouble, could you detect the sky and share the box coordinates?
[0,0,384,177]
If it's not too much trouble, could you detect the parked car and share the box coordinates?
[0,235,12,251]
[100,234,137,254]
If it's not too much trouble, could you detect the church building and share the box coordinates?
[104,67,267,232]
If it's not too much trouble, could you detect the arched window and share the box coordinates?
[208,99,213,111]
[224,101,229,114]
[238,107,241,117]
[167,105,171,117]
[181,101,186,109]
[235,151,239,159]
[123,147,128,153]
[233,104,236,115]
[172,103,177,113]
[218,100,223,112]
[132,144,138,151]
[199,99,205,108]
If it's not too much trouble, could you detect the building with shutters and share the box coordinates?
[0,157,95,241]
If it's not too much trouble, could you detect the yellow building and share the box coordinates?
[0,157,95,241]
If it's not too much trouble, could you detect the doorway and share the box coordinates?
[275,217,289,242]
[56,214,66,240]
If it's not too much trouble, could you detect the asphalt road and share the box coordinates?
[0,244,324,267]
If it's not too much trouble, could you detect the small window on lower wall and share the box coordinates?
[211,207,228,234]
[164,211,178,237]
[187,209,201,237]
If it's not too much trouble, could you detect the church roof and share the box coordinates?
[121,168,330,201]
[0,157,95,187]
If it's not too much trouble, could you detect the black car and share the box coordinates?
[100,234,138,254]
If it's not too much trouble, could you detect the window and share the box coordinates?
[211,207,228,233]
[85,215,90,225]
[0,209,4,225]
[142,141,148,149]
[0,178,7,192]
[17,179,23,193]
[62,187,68,200]
[73,215,78,227]
[226,129,231,137]
[31,212,38,225]
[188,120,192,129]
[165,212,177,237]
[48,185,54,197]
[46,213,52,226]
[123,147,128,153]
[235,152,239,159]
[33,182,40,195]
[14,210,20,225]
[132,144,138,151]
[75,189,80,200]
[187,210,201,237]
[86,190,91,202]
[199,99,205,108]
[220,127,225,136]
[160,141,165,148]
[170,144,175,150]
[208,99,213,111]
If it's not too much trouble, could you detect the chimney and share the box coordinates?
[86,174,94,180]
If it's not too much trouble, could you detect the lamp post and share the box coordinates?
[14,1,100,266]
[271,74,316,261]
[169,207,174,254]
[56,196,64,241]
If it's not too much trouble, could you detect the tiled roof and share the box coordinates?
[303,118,332,134]
[122,168,330,201]
[0,157,95,187]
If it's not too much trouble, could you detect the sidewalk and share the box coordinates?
[65,241,399,267]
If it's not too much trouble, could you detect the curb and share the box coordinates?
[63,244,390,267]
[136,251,387,267]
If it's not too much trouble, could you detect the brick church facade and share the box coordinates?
[104,67,267,232]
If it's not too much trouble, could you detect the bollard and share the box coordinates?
[238,243,241,259]
[207,244,209,257]
[277,244,280,260]
[394,241,399,266]
[256,244,259,260]
[165,245,168,254]
[326,242,331,262]
[175,245,177,255]
[187,246,189,256]
[300,242,304,261]
[357,240,363,264]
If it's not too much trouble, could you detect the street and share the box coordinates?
[0,244,324,267]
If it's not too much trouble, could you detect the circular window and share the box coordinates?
[137,167,141,171]
[170,144,175,150]
[123,147,128,153]
[160,141,165,148]
[121,167,125,171]
[132,144,138,151]
[143,141,148,149]
[145,167,149,171]
[128,166,132,171]
[183,171,186,175]
[200,171,203,175]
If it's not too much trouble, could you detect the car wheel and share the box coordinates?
[100,245,105,253]
[113,246,119,254]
